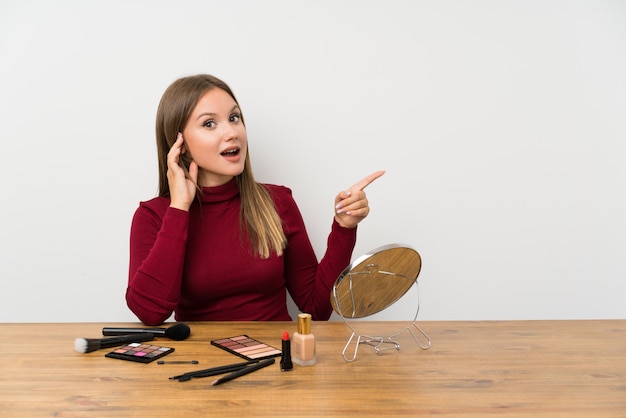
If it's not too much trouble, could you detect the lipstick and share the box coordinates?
[280,331,293,371]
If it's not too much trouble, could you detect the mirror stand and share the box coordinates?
[331,244,431,362]
[335,280,431,363]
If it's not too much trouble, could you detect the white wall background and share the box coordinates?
[1,0,624,323]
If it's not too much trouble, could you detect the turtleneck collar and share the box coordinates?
[199,177,240,204]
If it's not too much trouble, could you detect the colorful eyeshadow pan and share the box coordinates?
[105,342,175,363]
[211,335,282,361]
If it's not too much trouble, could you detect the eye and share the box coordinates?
[202,119,216,129]
[229,113,241,123]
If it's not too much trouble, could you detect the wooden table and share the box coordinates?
[0,320,624,417]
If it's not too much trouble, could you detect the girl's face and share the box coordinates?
[182,88,248,187]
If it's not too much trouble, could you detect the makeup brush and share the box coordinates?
[74,333,155,353]
[101,323,191,341]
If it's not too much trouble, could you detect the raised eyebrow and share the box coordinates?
[195,105,240,121]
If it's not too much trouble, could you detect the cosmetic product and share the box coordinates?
[280,331,293,371]
[293,313,316,366]
[157,360,199,365]
[105,342,174,363]
[211,358,276,386]
[170,359,261,381]
[211,335,281,361]
[102,323,190,341]
[74,333,155,353]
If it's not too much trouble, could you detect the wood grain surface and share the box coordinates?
[0,320,624,417]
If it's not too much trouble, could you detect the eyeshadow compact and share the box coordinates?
[211,335,281,361]
[105,342,175,363]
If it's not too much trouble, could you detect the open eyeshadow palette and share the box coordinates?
[211,335,282,361]
[105,342,175,363]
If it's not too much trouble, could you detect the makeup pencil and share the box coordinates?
[170,359,261,381]
[211,358,275,386]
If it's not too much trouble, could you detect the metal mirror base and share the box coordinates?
[338,281,431,362]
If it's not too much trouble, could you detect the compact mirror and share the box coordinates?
[331,243,430,362]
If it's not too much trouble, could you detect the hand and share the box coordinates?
[167,133,198,211]
[334,170,385,229]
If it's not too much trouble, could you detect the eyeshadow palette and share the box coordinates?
[211,335,282,361]
[105,342,175,363]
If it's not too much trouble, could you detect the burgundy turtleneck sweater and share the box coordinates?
[126,179,357,325]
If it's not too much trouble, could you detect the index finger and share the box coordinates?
[168,133,183,153]
[349,170,385,191]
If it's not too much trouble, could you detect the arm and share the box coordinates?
[280,190,357,321]
[126,133,198,325]
[281,171,385,320]
[126,204,189,325]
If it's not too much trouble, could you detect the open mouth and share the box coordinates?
[220,147,240,157]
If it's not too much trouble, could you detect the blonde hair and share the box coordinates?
[155,74,286,258]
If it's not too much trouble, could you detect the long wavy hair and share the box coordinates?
[155,74,286,258]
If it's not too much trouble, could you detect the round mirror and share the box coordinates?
[331,244,422,319]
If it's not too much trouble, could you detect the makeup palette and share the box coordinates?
[211,335,281,361]
[105,342,175,363]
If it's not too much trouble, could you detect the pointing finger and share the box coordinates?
[349,170,385,192]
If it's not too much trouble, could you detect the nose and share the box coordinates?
[220,122,239,141]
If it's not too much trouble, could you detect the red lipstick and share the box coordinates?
[280,331,293,371]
